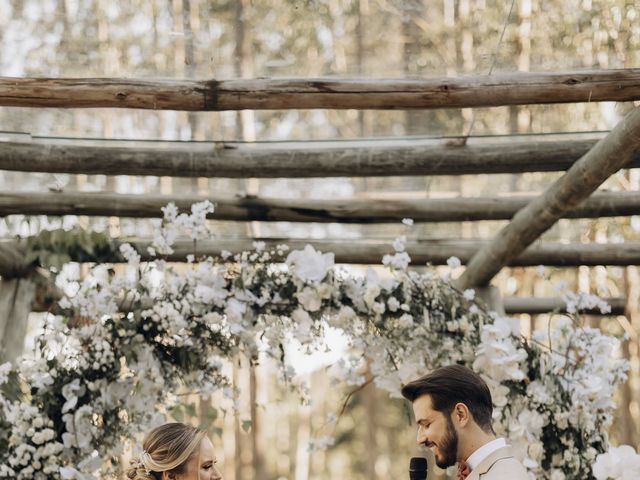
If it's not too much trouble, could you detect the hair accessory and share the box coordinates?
[139,450,152,474]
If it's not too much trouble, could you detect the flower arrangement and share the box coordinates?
[0,201,631,479]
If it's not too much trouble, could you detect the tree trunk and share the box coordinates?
[403,0,427,135]
[181,0,202,198]
[294,387,311,480]
[249,364,266,480]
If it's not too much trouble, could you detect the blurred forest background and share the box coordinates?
[1,0,639,479]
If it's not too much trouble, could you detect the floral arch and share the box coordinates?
[0,202,629,480]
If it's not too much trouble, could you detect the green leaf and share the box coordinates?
[184,402,197,418]
[241,420,252,433]
[204,406,219,422]
[170,405,185,423]
[199,407,219,431]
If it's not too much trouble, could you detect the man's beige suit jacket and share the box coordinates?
[465,446,529,480]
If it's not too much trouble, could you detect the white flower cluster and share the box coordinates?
[562,291,612,314]
[472,312,628,478]
[0,209,629,480]
[593,445,640,479]
[152,201,214,254]
[2,402,64,479]
[474,317,527,383]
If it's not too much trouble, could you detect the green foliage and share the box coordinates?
[24,228,122,272]
[241,419,252,433]
[0,369,22,403]
[199,403,219,432]
[170,402,198,424]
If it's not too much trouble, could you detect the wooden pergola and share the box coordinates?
[0,69,639,362]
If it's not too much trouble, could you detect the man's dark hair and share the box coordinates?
[401,364,494,433]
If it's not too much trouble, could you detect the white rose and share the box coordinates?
[387,297,400,312]
[317,283,333,299]
[292,308,314,343]
[286,245,334,283]
[363,285,381,309]
[528,442,544,461]
[297,286,322,312]
[331,306,356,329]
[225,298,247,332]
[373,302,385,314]
[398,314,414,328]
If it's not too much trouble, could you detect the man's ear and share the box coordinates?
[452,402,471,427]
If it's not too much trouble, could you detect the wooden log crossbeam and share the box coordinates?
[0,190,638,223]
[502,296,626,316]
[137,238,640,266]
[457,106,640,289]
[1,70,640,111]
[3,138,633,178]
[2,238,637,277]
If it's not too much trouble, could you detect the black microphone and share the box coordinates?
[410,457,428,480]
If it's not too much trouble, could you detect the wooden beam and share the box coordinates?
[457,106,640,289]
[131,238,640,266]
[0,190,638,222]
[503,296,626,315]
[1,138,625,178]
[1,70,640,110]
[2,237,639,277]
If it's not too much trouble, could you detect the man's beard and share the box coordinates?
[434,415,459,469]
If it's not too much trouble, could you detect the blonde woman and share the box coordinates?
[126,422,223,480]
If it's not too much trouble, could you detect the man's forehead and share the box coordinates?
[412,394,436,419]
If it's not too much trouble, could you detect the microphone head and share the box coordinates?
[409,456,428,480]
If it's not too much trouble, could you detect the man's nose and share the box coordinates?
[416,428,428,445]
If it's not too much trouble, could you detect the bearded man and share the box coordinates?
[401,365,528,480]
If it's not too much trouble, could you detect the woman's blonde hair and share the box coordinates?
[126,422,207,480]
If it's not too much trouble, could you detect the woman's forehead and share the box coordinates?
[199,437,215,460]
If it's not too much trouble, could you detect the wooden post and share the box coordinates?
[457,106,640,289]
[475,286,505,316]
[0,278,35,364]
[0,242,28,278]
